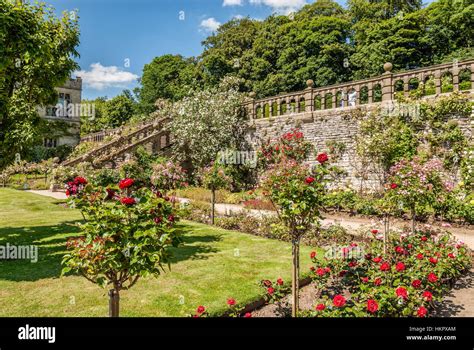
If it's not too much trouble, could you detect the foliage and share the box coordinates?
[80,92,138,135]
[62,177,181,315]
[199,163,232,191]
[138,54,197,114]
[151,160,188,191]
[307,227,470,317]
[168,76,247,172]
[384,157,451,224]
[257,129,314,170]
[0,0,79,168]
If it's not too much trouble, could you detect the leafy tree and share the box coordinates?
[0,1,79,168]
[168,76,247,173]
[199,17,261,87]
[137,54,196,114]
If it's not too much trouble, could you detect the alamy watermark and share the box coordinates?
[55,102,95,119]
[0,243,38,263]
[381,100,421,120]
[217,149,257,168]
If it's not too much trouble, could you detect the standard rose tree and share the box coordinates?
[200,162,232,225]
[62,177,181,317]
[259,153,331,316]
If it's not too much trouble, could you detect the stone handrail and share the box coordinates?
[64,116,170,167]
[245,59,474,119]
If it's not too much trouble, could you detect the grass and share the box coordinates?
[0,188,318,317]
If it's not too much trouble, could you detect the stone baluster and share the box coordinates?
[382,62,394,101]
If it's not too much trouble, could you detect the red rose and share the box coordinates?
[120,197,136,205]
[154,217,163,224]
[119,178,134,189]
[373,256,382,263]
[429,257,438,265]
[267,287,274,295]
[276,278,283,286]
[316,303,326,311]
[422,291,433,301]
[448,253,455,259]
[262,279,272,287]
[305,176,315,184]
[310,251,316,259]
[371,229,378,234]
[361,277,369,283]
[316,153,328,164]
[412,279,422,289]
[324,267,331,273]
[367,299,378,314]
[168,215,175,222]
[380,262,390,271]
[427,273,438,283]
[396,262,405,272]
[407,244,413,249]
[390,183,398,189]
[227,298,236,306]
[65,189,71,197]
[316,268,325,276]
[244,312,252,318]
[416,253,424,260]
[417,306,428,317]
[421,236,427,242]
[333,295,346,308]
[196,305,205,314]
[374,278,382,286]
[395,246,404,254]
[396,287,408,299]
[74,176,87,185]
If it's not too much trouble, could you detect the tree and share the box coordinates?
[62,176,181,317]
[0,1,79,168]
[260,155,332,317]
[200,162,231,225]
[138,54,197,114]
[168,76,247,173]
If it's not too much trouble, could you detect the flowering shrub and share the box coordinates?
[307,228,470,317]
[258,129,314,170]
[199,162,232,224]
[384,157,451,232]
[62,177,181,317]
[151,160,188,191]
[259,154,333,316]
[192,298,250,318]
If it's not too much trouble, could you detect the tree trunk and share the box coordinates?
[291,238,300,317]
[211,189,215,225]
[108,288,120,317]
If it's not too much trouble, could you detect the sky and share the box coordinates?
[40,0,434,100]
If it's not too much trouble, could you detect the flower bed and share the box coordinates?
[302,227,471,317]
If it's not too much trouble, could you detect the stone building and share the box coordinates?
[37,77,82,148]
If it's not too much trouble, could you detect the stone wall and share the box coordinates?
[246,99,473,192]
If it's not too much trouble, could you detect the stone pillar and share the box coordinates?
[434,70,442,95]
[382,62,394,101]
[305,79,314,112]
[331,89,336,109]
[471,63,474,90]
[453,66,459,91]
[368,83,373,104]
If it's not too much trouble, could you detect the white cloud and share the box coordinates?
[223,0,243,6]
[75,63,138,90]
[249,0,307,13]
[200,17,221,32]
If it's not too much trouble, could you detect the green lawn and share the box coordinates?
[0,188,317,317]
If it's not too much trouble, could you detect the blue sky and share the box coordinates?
[41,0,433,100]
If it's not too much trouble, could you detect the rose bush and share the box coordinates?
[62,177,181,317]
[307,227,470,317]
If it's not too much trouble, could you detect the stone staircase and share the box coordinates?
[63,116,172,168]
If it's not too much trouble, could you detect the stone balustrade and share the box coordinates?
[245,59,474,119]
